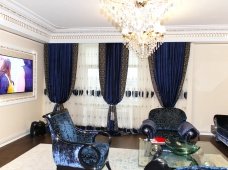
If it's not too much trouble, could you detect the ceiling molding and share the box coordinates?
[0,0,54,31]
[1,0,228,43]
[0,0,52,42]
[49,31,228,43]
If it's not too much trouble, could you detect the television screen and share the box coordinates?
[0,54,33,95]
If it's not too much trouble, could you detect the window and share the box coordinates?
[44,43,188,129]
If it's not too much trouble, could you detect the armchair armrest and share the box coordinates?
[75,128,100,143]
[140,119,157,140]
[53,135,102,169]
[95,131,112,145]
[214,114,228,129]
[214,114,228,138]
[75,129,112,145]
[178,121,199,142]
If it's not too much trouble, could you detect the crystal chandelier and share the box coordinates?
[100,0,175,59]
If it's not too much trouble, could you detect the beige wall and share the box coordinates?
[0,29,44,146]
[190,43,228,134]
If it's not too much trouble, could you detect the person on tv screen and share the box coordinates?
[0,55,14,94]
[15,59,33,92]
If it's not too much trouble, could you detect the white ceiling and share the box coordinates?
[12,0,228,29]
[2,0,228,43]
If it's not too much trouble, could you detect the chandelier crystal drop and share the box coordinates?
[100,0,175,59]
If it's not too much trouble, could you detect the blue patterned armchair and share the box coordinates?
[43,109,111,170]
[214,114,228,147]
[140,108,199,142]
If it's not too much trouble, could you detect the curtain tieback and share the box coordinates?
[53,103,64,112]
[110,105,115,120]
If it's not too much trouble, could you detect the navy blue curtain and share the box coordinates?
[44,43,78,111]
[149,42,190,108]
[104,44,122,104]
[99,43,129,134]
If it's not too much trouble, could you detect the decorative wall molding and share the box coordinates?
[164,33,228,42]
[0,0,51,42]
[1,0,228,43]
[49,30,228,43]
[0,13,49,37]
[164,25,228,42]
[49,32,123,43]
[0,1,54,32]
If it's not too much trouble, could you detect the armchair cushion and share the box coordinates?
[149,108,187,131]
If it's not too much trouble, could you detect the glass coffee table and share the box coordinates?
[138,138,228,169]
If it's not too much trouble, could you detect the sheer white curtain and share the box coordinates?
[65,44,107,127]
[117,51,160,129]
[43,43,188,129]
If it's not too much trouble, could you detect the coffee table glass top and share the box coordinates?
[138,138,228,168]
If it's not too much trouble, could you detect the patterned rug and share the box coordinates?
[1,144,144,170]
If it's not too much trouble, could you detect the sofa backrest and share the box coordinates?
[214,114,228,129]
[149,108,187,131]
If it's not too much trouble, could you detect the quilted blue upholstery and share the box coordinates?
[149,108,186,130]
[47,111,78,142]
[43,109,110,170]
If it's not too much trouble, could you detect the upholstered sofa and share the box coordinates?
[214,114,228,147]
[140,108,199,142]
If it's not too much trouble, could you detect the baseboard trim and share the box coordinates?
[0,130,29,148]
[200,132,214,136]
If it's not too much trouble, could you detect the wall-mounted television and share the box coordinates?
[0,54,33,95]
